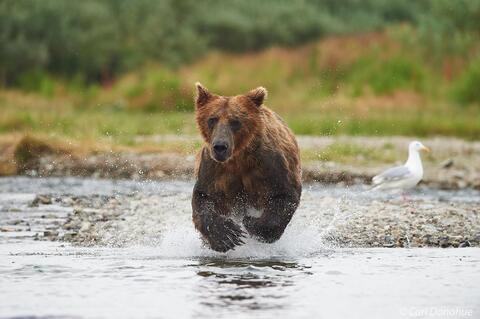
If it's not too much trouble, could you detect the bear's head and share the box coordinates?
[195,82,267,163]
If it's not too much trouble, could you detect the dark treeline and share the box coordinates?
[0,0,478,85]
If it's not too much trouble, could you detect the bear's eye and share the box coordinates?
[230,119,241,131]
[207,117,218,129]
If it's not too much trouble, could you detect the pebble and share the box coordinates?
[63,232,78,241]
[440,159,454,169]
[6,220,23,225]
[383,235,395,247]
[439,236,451,248]
[30,195,52,206]
[80,222,91,232]
[458,240,471,248]
[43,230,59,237]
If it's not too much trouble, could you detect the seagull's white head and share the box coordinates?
[409,140,430,153]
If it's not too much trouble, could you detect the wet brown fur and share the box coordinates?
[192,83,301,252]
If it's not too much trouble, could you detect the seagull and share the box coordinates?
[372,141,430,191]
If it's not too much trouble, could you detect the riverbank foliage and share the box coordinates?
[0,0,479,147]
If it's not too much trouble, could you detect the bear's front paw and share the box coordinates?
[204,216,246,252]
[243,216,282,243]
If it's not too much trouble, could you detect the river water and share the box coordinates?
[0,177,479,319]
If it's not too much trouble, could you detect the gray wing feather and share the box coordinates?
[372,166,412,184]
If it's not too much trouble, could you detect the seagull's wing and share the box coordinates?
[372,165,413,185]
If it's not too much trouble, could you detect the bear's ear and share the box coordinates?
[195,82,213,108]
[246,87,267,107]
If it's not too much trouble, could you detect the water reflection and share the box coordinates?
[193,258,310,313]
[196,258,303,269]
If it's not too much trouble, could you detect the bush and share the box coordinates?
[453,58,480,105]
[348,56,426,95]
[16,70,56,98]
[120,68,192,112]
[0,0,428,86]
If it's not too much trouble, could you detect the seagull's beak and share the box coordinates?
[421,145,430,153]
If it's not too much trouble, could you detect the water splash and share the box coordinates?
[80,182,382,258]
[132,185,344,259]
[3,177,476,255]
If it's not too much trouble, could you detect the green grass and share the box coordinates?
[348,55,427,96]
[2,100,479,155]
[285,108,480,139]
[301,142,398,164]
[0,103,196,147]
[1,27,479,156]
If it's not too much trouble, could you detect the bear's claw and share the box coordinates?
[206,217,246,252]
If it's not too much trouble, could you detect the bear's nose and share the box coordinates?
[213,142,228,154]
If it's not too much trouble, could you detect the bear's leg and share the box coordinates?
[192,188,246,252]
[243,193,299,243]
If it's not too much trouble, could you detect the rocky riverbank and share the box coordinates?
[2,135,479,190]
[1,177,478,249]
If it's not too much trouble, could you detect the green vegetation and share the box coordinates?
[301,142,398,164]
[285,109,480,139]
[348,56,427,95]
[2,0,478,87]
[453,58,480,105]
[0,0,479,157]
[0,0,428,85]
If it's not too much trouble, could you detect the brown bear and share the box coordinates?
[192,83,302,252]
